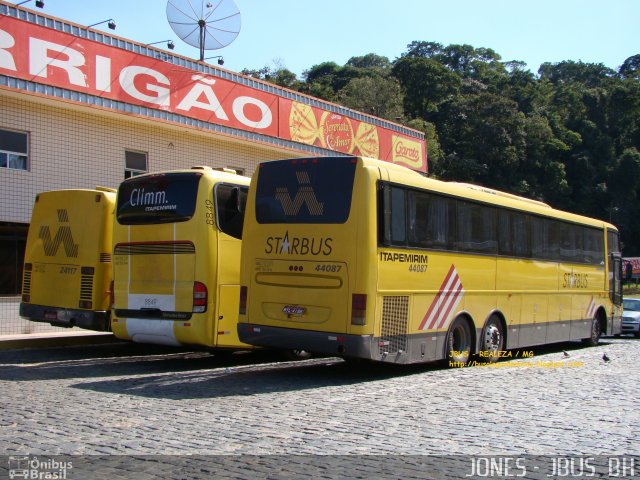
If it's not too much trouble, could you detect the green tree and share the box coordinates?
[337,75,404,121]
[346,54,391,69]
[406,118,444,173]
[619,54,640,80]
[610,148,640,201]
[435,93,526,191]
[241,66,302,90]
[538,60,616,87]
[392,56,461,119]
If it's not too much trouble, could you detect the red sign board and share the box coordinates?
[624,258,640,279]
[0,14,426,171]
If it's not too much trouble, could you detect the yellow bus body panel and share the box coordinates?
[111,168,252,349]
[20,188,115,331]
[239,156,620,364]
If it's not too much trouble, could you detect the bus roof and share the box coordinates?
[126,166,251,185]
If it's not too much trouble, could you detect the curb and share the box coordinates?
[0,332,120,350]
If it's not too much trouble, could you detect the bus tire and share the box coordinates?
[582,314,601,347]
[446,317,472,366]
[479,315,505,363]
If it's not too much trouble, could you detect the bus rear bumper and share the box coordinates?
[238,323,374,359]
[19,303,110,332]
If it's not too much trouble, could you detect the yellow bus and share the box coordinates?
[111,166,251,348]
[20,187,116,331]
[238,156,623,365]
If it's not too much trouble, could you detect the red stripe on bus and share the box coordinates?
[418,264,457,330]
[435,283,464,330]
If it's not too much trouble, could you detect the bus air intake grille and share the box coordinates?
[22,270,32,296]
[100,253,112,263]
[80,274,94,301]
[380,295,409,356]
[114,242,195,255]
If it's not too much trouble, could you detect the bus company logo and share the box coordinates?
[265,231,333,256]
[38,209,79,258]
[418,264,464,330]
[8,456,73,479]
[563,270,588,289]
[129,187,177,212]
[275,171,324,216]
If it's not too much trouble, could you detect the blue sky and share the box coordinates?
[14,0,639,77]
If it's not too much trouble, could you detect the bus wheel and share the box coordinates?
[582,314,601,347]
[480,315,504,363]
[446,318,472,366]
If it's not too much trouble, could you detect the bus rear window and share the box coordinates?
[117,173,201,225]
[255,157,357,224]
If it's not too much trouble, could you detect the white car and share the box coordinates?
[622,298,640,338]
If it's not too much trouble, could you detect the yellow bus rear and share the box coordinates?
[238,156,622,364]
[111,166,251,348]
[20,188,115,331]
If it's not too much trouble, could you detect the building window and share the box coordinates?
[125,150,148,178]
[0,128,28,171]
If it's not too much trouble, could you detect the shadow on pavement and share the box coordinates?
[0,342,295,381]
[0,338,624,400]
[73,356,439,400]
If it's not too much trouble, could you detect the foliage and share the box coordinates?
[243,48,640,254]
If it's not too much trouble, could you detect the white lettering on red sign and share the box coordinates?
[0,21,274,131]
[233,96,272,129]
[0,30,17,70]
[29,38,87,86]
[120,66,170,106]
[95,55,111,92]
[177,76,229,120]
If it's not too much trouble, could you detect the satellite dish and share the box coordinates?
[166,0,241,61]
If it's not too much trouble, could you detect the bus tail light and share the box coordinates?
[351,293,367,325]
[193,282,207,313]
[109,280,114,308]
[239,286,247,315]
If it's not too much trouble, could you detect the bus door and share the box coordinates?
[610,254,622,305]
[607,229,622,335]
[212,182,248,348]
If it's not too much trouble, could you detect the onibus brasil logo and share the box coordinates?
[8,456,73,479]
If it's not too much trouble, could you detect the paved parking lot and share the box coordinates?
[0,336,638,478]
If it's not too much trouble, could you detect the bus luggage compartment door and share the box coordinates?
[252,259,348,332]
[113,242,195,345]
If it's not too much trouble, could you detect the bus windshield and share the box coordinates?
[255,156,357,224]
[117,172,201,225]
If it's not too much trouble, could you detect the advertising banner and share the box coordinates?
[623,257,640,279]
[0,14,427,171]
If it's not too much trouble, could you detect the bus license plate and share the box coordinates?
[282,305,306,315]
